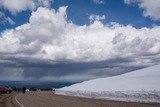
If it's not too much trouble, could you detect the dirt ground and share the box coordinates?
[0,93,15,107]
[0,91,160,107]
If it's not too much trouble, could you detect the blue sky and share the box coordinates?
[0,0,160,81]
[1,0,160,32]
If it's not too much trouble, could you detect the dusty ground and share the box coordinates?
[0,93,15,107]
[0,91,160,107]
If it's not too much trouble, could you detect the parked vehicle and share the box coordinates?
[0,87,12,94]
[0,87,6,94]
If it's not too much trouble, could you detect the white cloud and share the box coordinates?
[89,14,105,22]
[124,0,160,20]
[0,6,160,68]
[93,0,105,4]
[5,17,15,25]
[0,0,53,14]
[124,0,135,4]
[0,11,15,25]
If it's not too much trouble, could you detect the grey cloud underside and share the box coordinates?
[0,51,159,81]
[0,57,144,81]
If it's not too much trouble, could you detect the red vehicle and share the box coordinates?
[0,87,12,94]
[0,87,6,93]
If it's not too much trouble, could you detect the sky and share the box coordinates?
[0,0,160,82]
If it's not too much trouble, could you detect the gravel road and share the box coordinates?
[0,91,160,107]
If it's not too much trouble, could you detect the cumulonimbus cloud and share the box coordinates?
[0,6,160,68]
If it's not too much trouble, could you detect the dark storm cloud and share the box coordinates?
[0,55,146,81]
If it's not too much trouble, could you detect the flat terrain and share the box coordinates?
[0,93,15,107]
[0,91,160,107]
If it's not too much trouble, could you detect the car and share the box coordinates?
[0,87,12,94]
[0,87,6,94]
